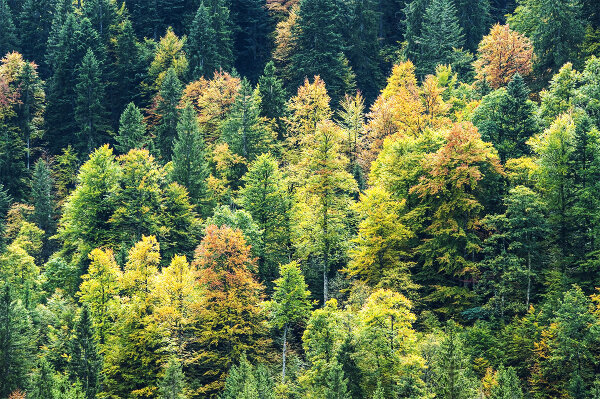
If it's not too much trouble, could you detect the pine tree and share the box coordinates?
[75,49,109,154]
[158,357,187,399]
[30,158,55,235]
[416,0,465,77]
[0,0,17,58]
[0,285,33,397]
[69,305,101,399]
[221,78,272,163]
[265,262,312,382]
[291,0,356,105]
[170,103,210,215]
[186,2,218,80]
[115,102,147,154]
[156,68,182,161]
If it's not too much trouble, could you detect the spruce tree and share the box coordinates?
[30,158,56,235]
[186,2,218,80]
[0,0,17,56]
[83,0,117,40]
[454,0,491,52]
[68,305,101,399]
[403,0,429,62]
[29,358,56,399]
[257,61,287,138]
[221,78,272,162]
[170,103,210,215]
[156,68,182,161]
[0,184,10,250]
[416,0,465,77]
[291,0,356,105]
[158,357,187,399]
[490,366,523,399]
[115,102,148,154]
[0,285,33,397]
[205,0,234,72]
[18,0,54,75]
[324,361,350,399]
[75,49,109,154]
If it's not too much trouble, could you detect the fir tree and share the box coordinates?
[156,68,182,161]
[30,158,55,235]
[83,0,117,40]
[29,358,55,399]
[18,0,54,75]
[158,357,187,399]
[0,0,18,57]
[75,49,109,154]
[115,102,148,154]
[490,366,523,399]
[186,2,218,80]
[68,305,101,399]
[416,0,465,77]
[454,0,491,52]
[170,103,210,215]
[205,0,234,72]
[291,0,356,105]
[324,360,350,399]
[257,61,287,139]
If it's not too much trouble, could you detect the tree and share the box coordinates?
[220,78,272,163]
[0,184,10,250]
[472,73,540,162]
[115,102,148,154]
[490,366,523,399]
[155,68,182,161]
[78,248,122,344]
[474,24,534,88]
[221,354,274,399]
[265,262,312,382]
[0,0,17,56]
[204,0,234,72]
[257,61,287,139]
[323,360,350,399]
[0,285,33,397]
[29,358,56,399]
[75,49,109,154]
[454,0,491,52]
[291,0,356,105]
[158,357,187,399]
[30,158,56,235]
[415,0,465,77]
[239,153,291,285]
[186,2,218,80]
[82,0,117,40]
[69,305,101,399]
[292,120,357,303]
[509,0,585,78]
[190,225,269,396]
[170,102,210,215]
[147,27,188,91]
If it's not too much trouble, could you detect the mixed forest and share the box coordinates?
[2,0,600,397]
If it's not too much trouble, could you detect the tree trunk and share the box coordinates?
[281,323,288,383]
[526,251,532,310]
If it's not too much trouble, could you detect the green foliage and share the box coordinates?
[0,0,17,56]
[156,68,182,161]
[186,2,219,80]
[115,102,148,154]
[490,366,523,399]
[31,158,56,236]
[159,357,187,399]
[68,305,101,399]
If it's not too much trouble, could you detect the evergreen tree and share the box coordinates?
[29,357,55,399]
[230,0,273,80]
[18,0,54,75]
[416,0,465,77]
[170,103,210,215]
[265,262,312,382]
[83,0,117,41]
[454,0,491,52]
[0,0,17,59]
[69,305,101,399]
[490,366,523,399]
[30,158,55,235]
[158,357,187,399]
[205,0,234,73]
[0,285,33,397]
[509,0,585,78]
[156,68,182,161]
[0,184,10,250]
[257,61,287,139]
[324,360,350,399]
[115,102,147,154]
[291,0,356,105]
[75,49,109,154]
[403,0,429,63]
[186,2,218,80]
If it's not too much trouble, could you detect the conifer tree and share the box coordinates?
[490,366,523,399]
[158,357,187,399]
[265,262,312,382]
[156,68,182,161]
[69,305,101,399]
[454,0,491,52]
[170,103,210,215]
[221,78,272,162]
[0,0,17,56]
[30,158,55,235]
[18,0,54,74]
[75,49,109,154]
[0,184,10,250]
[115,102,147,154]
[204,0,234,72]
[186,2,218,80]
[416,0,465,77]
[257,61,287,138]
[0,285,33,397]
[29,357,55,399]
[83,0,117,40]
[403,0,429,63]
[291,0,356,105]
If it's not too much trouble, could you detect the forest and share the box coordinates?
[1,0,600,397]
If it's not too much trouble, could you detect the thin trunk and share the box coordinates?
[281,323,288,383]
[526,250,531,310]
